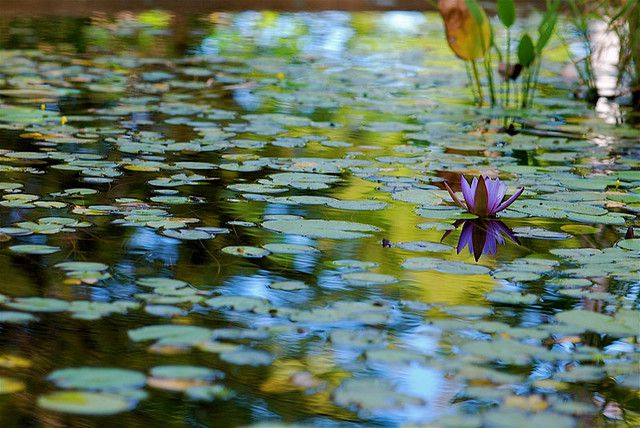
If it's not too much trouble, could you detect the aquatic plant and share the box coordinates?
[436,0,559,109]
[443,175,524,217]
[437,0,493,106]
[562,0,639,107]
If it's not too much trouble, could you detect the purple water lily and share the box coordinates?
[444,175,524,217]
[441,219,520,261]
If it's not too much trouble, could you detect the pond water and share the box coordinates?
[0,10,638,428]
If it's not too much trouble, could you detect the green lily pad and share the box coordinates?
[483,410,575,428]
[262,243,319,254]
[485,291,539,305]
[402,257,490,275]
[6,297,70,312]
[395,241,453,252]
[0,377,25,394]
[221,246,270,258]
[0,311,38,323]
[150,365,223,380]
[162,229,212,240]
[269,281,309,291]
[555,309,637,337]
[341,272,398,285]
[128,325,212,344]
[48,367,146,391]
[462,339,564,364]
[37,391,135,415]
[54,262,109,272]
[262,219,380,239]
[206,296,271,313]
[219,348,274,366]
[333,378,423,412]
[137,278,188,289]
[9,244,60,255]
[617,239,640,251]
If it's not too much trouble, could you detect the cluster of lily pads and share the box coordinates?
[0,10,638,427]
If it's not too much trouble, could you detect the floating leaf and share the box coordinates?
[162,229,212,240]
[6,297,69,312]
[9,244,60,255]
[262,243,319,254]
[48,368,146,391]
[341,272,398,285]
[37,391,135,415]
[0,377,25,394]
[0,311,38,323]
[150,365,223,381]
[128,325,212,344]
[269,281,309,291]
[221,246,270,258]
[333,378,423,412]
[219,348,274,366]
[262,219,380,239]
[402,257,490,275]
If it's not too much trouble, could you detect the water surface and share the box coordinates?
[0,10,638,428]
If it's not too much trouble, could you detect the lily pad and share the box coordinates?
[402,257,490,275]
[0,311,38,323]
[6,297,69,312]
[9,244,60,255]
[219,348,274,366]
[262,243,319,254]
[341,272,398,285]
[333,378,423,412]
[262,219,380,239]
[47,367,146,391]
[269,281,309,291]
[150,365,223,381]
[37,391,135,415]
[221,246,270,258]
[128,325,212,344]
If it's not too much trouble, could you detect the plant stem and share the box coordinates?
[465,61,478,104]
[528,59,542,107]
[471,60,484,106]
[506,29,511,109]
[484,52,496,107]
[522,67,534,108]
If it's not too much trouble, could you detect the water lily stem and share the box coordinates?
[471,60,484,106]
[465,61,478,104]
[528,59,542,107]
[522,66,534,108]
[505,29,511,109]
[484,52,496,107]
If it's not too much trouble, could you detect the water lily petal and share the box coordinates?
[493,220,521,245]
[460,176,474,209]
[472,176,489,216]
[487,178,507,214]
[443,181,466,209]
[496,187,525,212]
[482,232,498,255]
[457,220,474,255]
[483,177,497,212]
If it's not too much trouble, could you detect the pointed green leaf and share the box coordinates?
[497,0,516,28]
[518,33,536,67]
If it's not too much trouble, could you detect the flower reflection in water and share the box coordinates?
[441,219,520,262]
